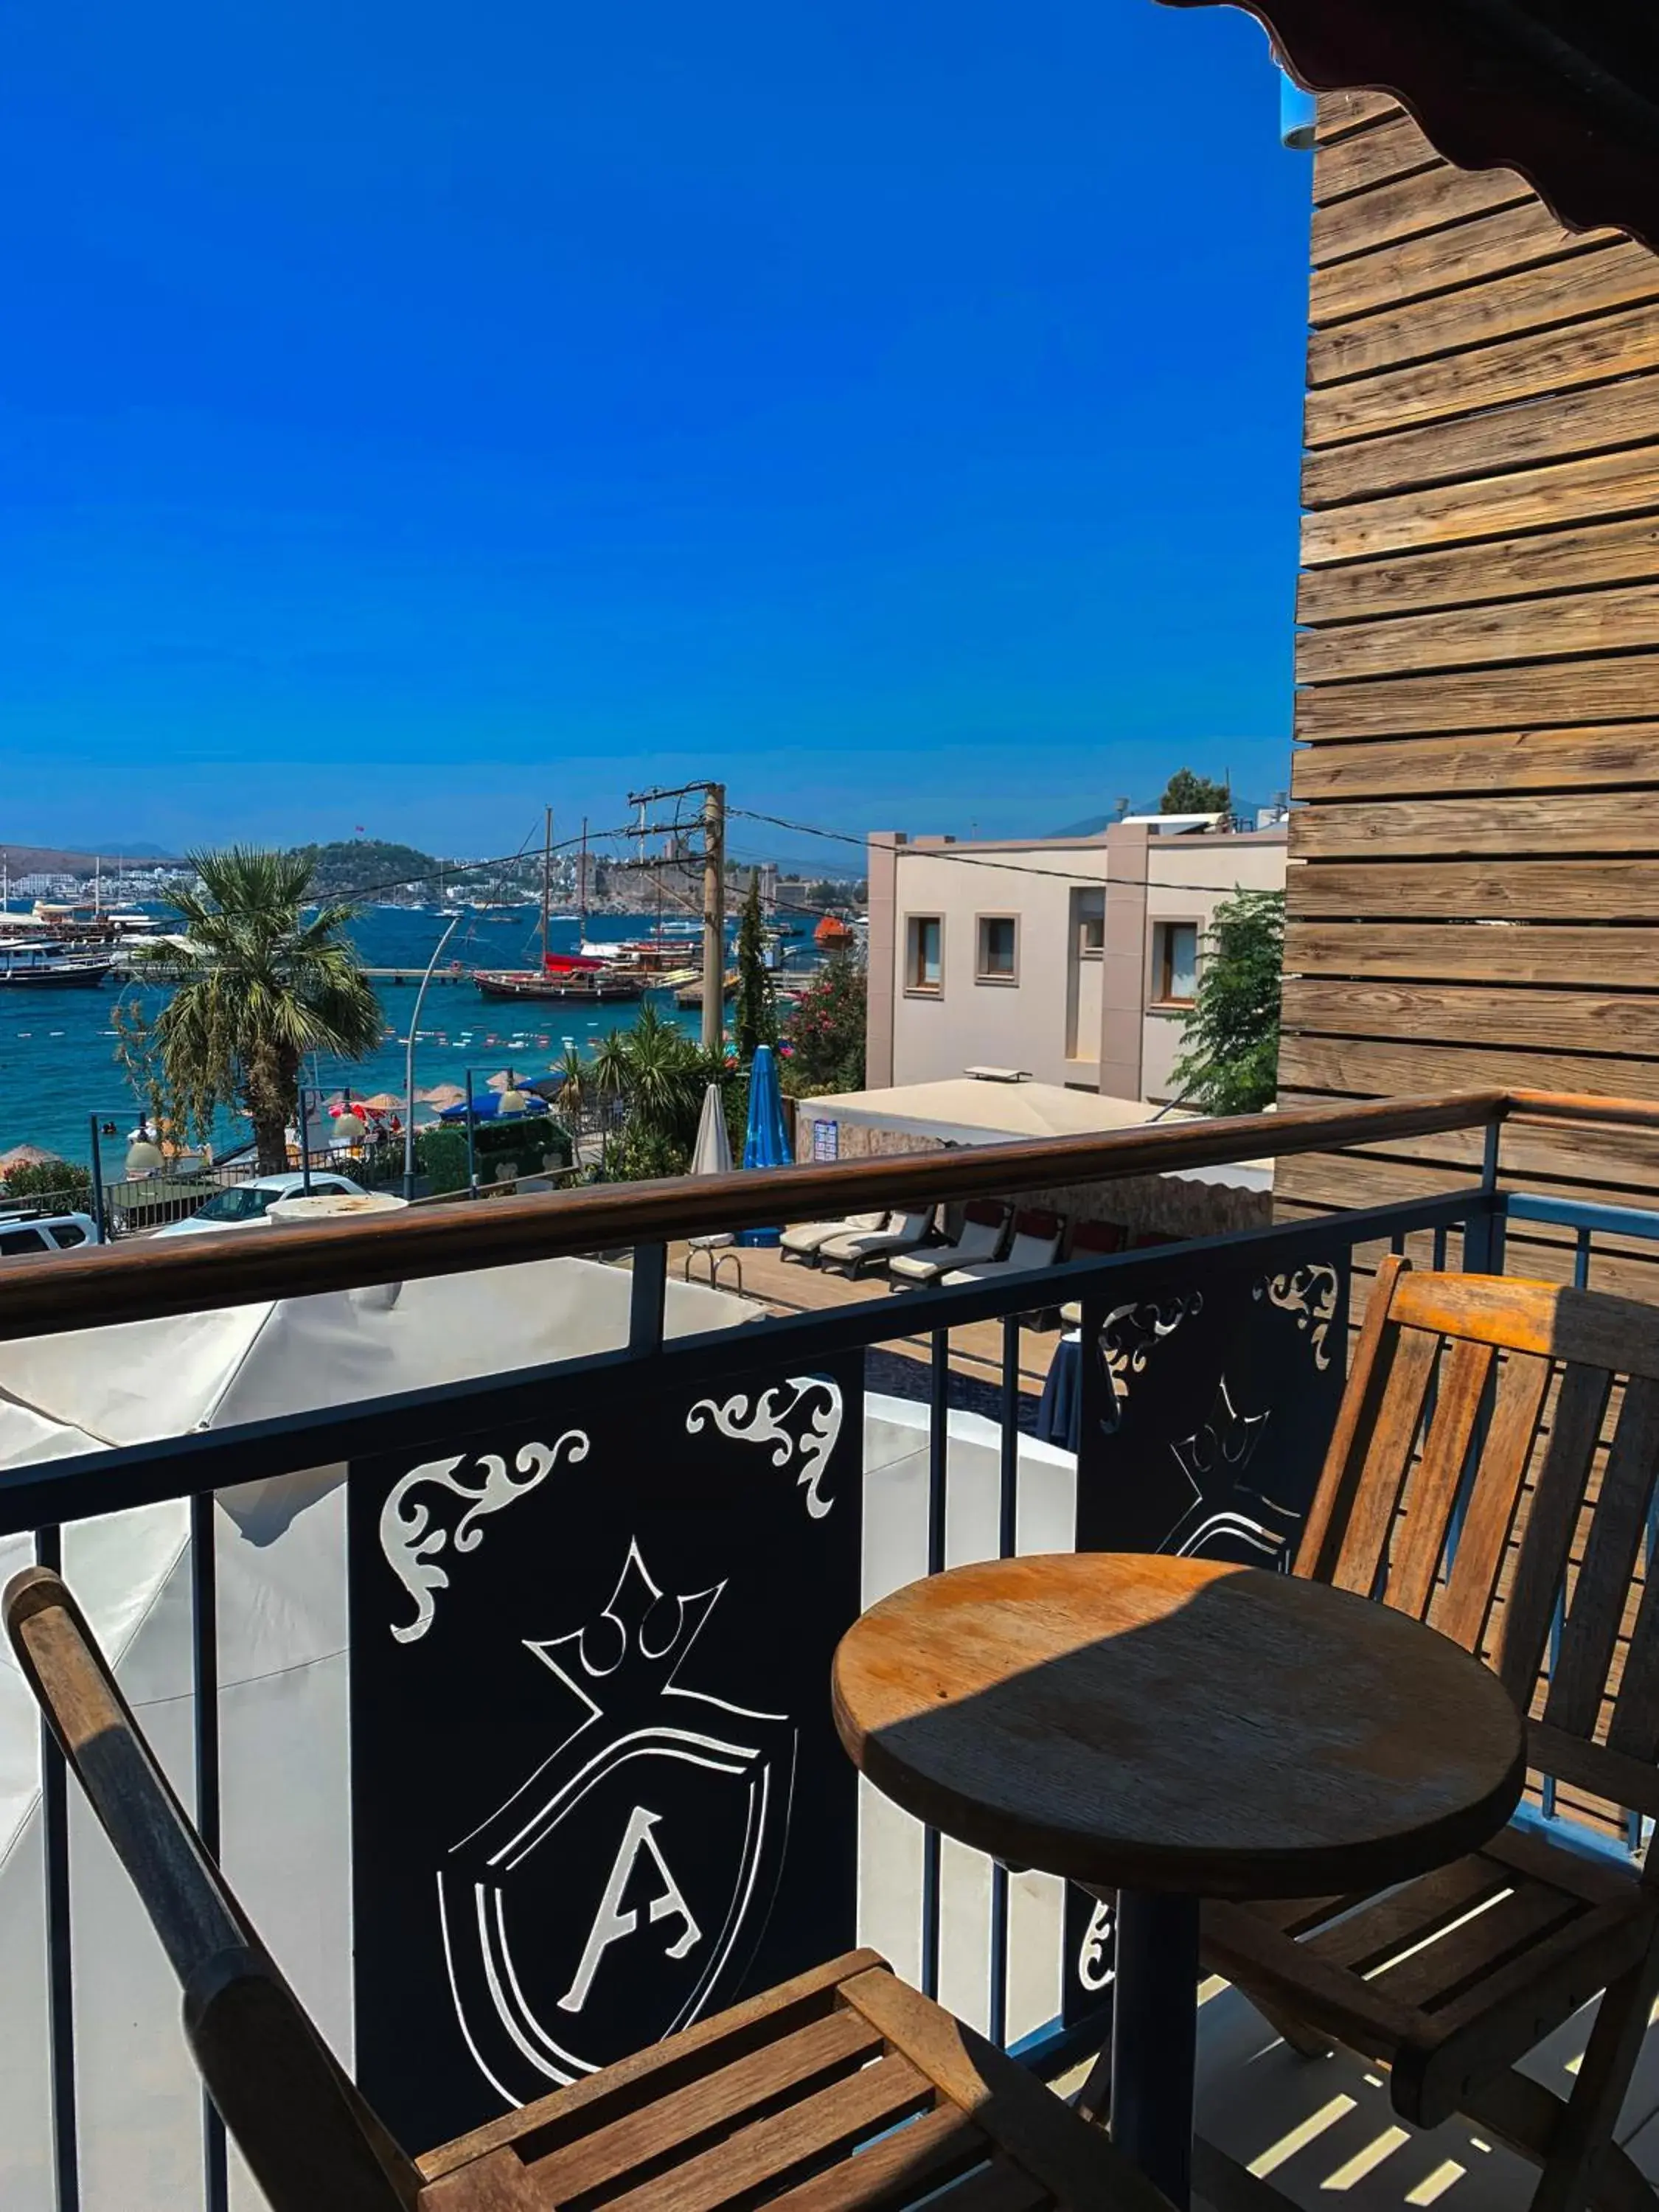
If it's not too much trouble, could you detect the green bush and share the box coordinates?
[3,1159,93,1204]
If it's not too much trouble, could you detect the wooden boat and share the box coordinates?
[475,954,648,1004]
[0,939,115,989]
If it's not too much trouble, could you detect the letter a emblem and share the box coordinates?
[558,1806,702,2014]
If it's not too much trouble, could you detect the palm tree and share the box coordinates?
[136,846,383,1172]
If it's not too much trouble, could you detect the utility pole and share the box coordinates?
[700,785,725,1054]
[627,779,728,1054]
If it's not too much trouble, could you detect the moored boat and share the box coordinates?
[0,939,115,989]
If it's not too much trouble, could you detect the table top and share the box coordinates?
[832,1553,1526,1899]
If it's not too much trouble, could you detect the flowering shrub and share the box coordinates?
[780,964,865,1095]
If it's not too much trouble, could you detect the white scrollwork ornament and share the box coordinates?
[1254,1263,1340,1370]
[1078,1897,1116,1994]
[1099,1293,1203,1425]
[686,1376,844,1518]
[380,1432,590,1644]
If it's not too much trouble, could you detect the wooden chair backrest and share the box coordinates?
[3,1566,422,2212]
[1297,1259,1659,1823]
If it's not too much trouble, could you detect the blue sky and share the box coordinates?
[2,1,1310,864]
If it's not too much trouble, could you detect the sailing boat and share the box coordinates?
[474,811,647,1004]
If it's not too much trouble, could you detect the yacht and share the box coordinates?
[0,938,115,989]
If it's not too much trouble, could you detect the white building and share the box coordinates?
[865,818,1286,1105]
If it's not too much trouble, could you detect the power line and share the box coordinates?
[728,806,1285,900]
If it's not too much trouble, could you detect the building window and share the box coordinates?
[975,914,1018,984]
[905,914,943,994]
[1074,888,1105,957]
[1152,921,1199,1006]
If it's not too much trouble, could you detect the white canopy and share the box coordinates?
[799,1077,1271,1191]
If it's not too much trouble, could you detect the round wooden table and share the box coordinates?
[832,1552,1526,2210]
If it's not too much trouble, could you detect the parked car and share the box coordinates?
[153,1170,368,1237]
[0,1206,102,1259]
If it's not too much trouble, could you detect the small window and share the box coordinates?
[975,915,1018,984]
[905,914,942,994]
[52,1224,87,1248]
[0,1228,47,1257]
[1075,889,1105,957]
[1153,921,1199,1006]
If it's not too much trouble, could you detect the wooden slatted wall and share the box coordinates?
[1279,89,1659,1295]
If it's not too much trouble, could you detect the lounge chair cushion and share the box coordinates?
[818,1208,935,1265]
[780,1210,887,1256]
[887,1203,1009,1282]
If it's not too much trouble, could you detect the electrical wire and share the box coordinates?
[727,804,1287,900]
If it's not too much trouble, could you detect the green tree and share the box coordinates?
[1168,890,1284,1116]
[135,846,383,1172]
[1160,767,1231,816]
[734,870,777,1060]
[781,963,866,1095]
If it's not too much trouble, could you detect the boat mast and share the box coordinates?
[579,817,588,943]
[540,804,552,970]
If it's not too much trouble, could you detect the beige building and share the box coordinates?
[865,820,1286,1105]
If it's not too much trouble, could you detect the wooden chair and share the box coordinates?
[4,1564,1171,2212]
[1203,1261,1659,2212]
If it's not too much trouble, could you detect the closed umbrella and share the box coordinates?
[739,1044,791,1247]
[691,1083,733,1178]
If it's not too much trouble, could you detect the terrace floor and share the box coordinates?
[1183,1975,1659,2209]
[665,1236,1069,1411]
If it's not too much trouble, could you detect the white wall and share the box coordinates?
[1138,833,1286,1104]
[887,841,1109,1090]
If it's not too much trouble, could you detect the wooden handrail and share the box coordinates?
[1506,1090,1659,1133]
[0,1091,1507,1343]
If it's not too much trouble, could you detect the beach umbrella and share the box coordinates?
[691,1083,733,1178]
[417,1084,466,1108]
[358,1092,403,1113]
[738,1044,791,1247]
[437,1091,550,1123]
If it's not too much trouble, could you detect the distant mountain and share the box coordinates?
[1046,815,1113,838]
[0,841,187,874]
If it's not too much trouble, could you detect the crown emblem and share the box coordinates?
[525,1541,723,1721]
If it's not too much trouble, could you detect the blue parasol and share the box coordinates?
[437,1091,551,1122]
[738,1043,792,1246]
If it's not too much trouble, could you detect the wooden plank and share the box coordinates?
[1287,858,1659,922]
[1312,201,1618,326]
[1377,1878,1583,2011]
[1437,1352,1553,1655]
[1309,245,1659,385]
[1302,447,1659,566]
[1279,1033,1659,1105]
[1304,1855,1507,1974]
[1295,656,1659,741]
[838,1968,1169,2212]
[1284,921,1659,989]
[1314,114,1440,204]
[1276,1102,1659,1202]
[1390,1335,1498,1618]
[1281,978,1659,1057]
[1300,524,1659,628]
[1330,1321,1441,1596]
[1312,160,1538,269]
[758,2106,990,2212]
[1288,791,1659,860]
[597,2053,936,2212]
[1289,728,1659,801]
[521,2010,886,2204]
[1306,302,1659,450]
[1298,585,1659,684]
[1315,91,1404,144]
[1494,1363,1611,1705]
[1544,1374,1659,1739]
[1303,370,1659,509]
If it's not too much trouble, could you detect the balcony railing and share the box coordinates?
[0,1085,1652,2212]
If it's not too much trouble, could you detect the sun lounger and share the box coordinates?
[779,1210,888,1264]
[941,1208,1065,1287]
[816,1206,936,1275]
[887,1201,1011,1287]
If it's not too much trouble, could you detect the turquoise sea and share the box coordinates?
[0,906,781,1167]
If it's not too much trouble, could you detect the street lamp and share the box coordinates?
[404,914,463,1200]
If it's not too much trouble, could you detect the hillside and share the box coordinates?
[291,838,442,900]
[0,842,187,875]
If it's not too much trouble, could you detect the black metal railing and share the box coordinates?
[0,1088,1650,2210]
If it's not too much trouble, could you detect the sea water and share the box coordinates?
[0,908,733,1166]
